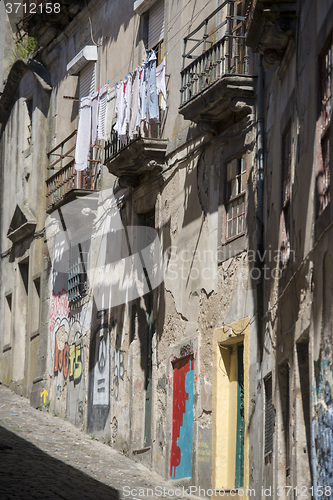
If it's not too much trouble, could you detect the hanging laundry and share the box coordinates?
[113,83,122,131]
[103,86,116,141]
[156,59,167,111]
[137,65,147,127]
[146,50,158,123]
[97,83,108,141]
[125,75,132,127]
[129,70,139,139]
[115,81,127,143]
[75,96,92,171]
[91,90,99,146]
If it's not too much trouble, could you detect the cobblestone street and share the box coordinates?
[0,385,200,500]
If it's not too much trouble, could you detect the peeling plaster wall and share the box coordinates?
[2,0,262,492]
[261,0,333,496]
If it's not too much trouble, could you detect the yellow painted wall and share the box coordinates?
[212,317,250,491]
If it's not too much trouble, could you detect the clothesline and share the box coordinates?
[74,50,167,172]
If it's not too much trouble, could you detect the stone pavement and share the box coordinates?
[0,384,203,500]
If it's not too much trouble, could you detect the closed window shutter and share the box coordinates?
[148,0,164,49]
[264,375,274,456]
[79,61,96,97]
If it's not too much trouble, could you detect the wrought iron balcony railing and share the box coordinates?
[180,0,249,107]
[104,122,162,164]
[46,130,96,212]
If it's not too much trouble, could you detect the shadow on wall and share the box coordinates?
[0,426,120,500]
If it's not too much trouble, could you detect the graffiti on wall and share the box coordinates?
[49,290,84,386]
[87,315,111,433]
[53,318,83,385]
[113,348,125,401]
[92,323,110,406]
[49,289,69,340]
[170,355,194,479]
[54,319,83,384]
[313,360,333,491]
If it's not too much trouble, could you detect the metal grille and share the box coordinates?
[68,245,88,303]
[264,375,274,456]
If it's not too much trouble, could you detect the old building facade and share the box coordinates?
[0,0,332,497]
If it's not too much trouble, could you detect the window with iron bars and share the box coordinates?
[226,153,246,240]
[317,35,332,216]
[68,243,89,303]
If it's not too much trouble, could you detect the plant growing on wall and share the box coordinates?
[12,35,37,62]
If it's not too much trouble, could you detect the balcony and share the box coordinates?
[246,0,296,67]
[46,130,97,213]
[104,124,168,188]
[179,0,255,130]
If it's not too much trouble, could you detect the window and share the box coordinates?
[68,243,88,303]
[280,122,292,268]
[229,0,249,74]
[317,36,332,216]
[320,37,332,132]
[226,154,246,240]
[296,339,311,484]
[147,0,164,51]
[320,132,330,213]
[278,363,290,482]
[4,293,12,348]
[13,259,29,380]
[148,0,164,135]
[30,277,41,336]
[79,61,96,98]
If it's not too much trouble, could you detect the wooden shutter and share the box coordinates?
[148,0,164,49]
[79,61,96,98]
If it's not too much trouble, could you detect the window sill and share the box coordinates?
[132,446,151,455]
[2,343,12,353]
[218,233,246,263]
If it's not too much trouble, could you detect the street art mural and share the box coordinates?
[87,317,111,433]
[49,290,84,386]
[170,355,194,479]
[53,318,83,385]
